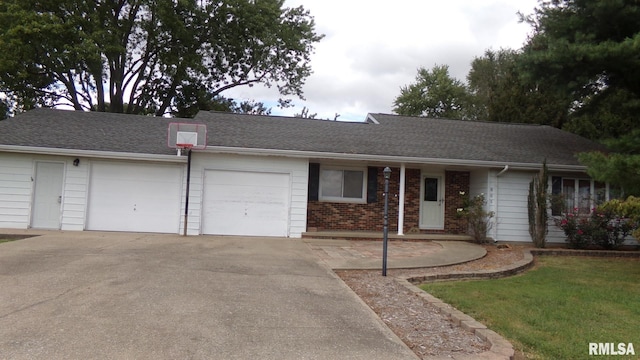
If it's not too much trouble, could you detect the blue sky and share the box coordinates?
[225,0,539,122]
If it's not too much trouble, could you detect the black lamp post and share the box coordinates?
[382,167,391,276]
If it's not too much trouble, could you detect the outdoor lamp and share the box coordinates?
[383,166,391,179]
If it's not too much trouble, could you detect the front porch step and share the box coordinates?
[301,231,473,242]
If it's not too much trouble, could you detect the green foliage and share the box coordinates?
[0,0,323,116]
[393,65,469,119]
[599,196,640,239]
[555,207,635,249]
[563,88,640,140]
[467,49,570,126]
[0,98,8,120]
[457,192,494,243]
[579,129,640,196]
[528,162,549,248]
[519,0,640,140]
[421,257,640,360]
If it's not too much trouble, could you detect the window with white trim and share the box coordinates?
[320,167,366,202]
[551,177,621,215]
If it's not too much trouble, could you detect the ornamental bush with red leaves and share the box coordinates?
[556,204,637,250]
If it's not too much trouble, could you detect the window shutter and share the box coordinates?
[367,167,378,203]
[551,176,562,195]
[308,163,320,201]
[551,176,562,215]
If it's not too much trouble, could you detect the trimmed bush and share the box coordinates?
[556,203,637,249]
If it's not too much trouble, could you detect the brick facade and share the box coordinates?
[306,167,470,234]
[443,170,470,234]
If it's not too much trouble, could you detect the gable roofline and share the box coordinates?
[365,114,380,124]
[200,145,589,172]
[0,145,186,163]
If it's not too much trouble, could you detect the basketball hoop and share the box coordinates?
[167,122,207,156]
[176,143,194,156]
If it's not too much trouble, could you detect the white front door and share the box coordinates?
[31,162,64,229]
[420,173,444,229]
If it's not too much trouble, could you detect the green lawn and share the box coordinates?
[420,256,640,359]
[0,235,32,244]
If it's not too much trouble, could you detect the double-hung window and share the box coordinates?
[320,167,366,202]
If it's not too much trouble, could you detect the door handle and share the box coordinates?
[57,195,62,204]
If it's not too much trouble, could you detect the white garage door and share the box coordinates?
[87,162,182,233]
[202,170,290,236]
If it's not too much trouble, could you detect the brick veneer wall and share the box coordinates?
[307,167,400,232]
[306,167,470,233]
[444,170,470,234]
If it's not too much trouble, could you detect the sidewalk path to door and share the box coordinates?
[304,238,487,270]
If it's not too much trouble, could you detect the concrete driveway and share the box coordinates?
[0,232,417,360]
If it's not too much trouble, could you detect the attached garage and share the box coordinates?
[202,169,290,237]
[86,162,183,233]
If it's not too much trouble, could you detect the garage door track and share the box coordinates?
[0,232,417,359]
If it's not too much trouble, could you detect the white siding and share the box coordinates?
[495,170,536,242]
[0,153,92,230]
[61,159,89,231]
[180,162,203,236]
[186,153,308,237]
[0,154,33,228]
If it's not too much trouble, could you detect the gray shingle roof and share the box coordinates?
[0,108,176,155]
[0,108,607,167]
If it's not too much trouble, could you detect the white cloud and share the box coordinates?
[225,0,538,121]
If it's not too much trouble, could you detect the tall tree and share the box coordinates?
[519,0,640,139]
[0,0,323,117]
[579,129,640,196]
[0,96,10,120]
[393,65,469,119]
[467,49,570,126]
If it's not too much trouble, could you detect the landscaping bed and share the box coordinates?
[338,244,639,360]
[337,245,525,359]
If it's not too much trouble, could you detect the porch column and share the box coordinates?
[397,163,406,235]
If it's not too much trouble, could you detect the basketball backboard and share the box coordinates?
[167,123,207,150]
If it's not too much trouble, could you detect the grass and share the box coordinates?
[420,256,640,359]
[0,235,33,244]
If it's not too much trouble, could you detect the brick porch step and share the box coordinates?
[301,231,473,242]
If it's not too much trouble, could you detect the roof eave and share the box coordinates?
[0,145,186,163]
[200,146,588,172]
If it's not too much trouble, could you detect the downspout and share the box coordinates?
[493,165,510,242]
[497,165,510,177]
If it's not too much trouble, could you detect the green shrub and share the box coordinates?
[599,196,640,239]
[458,192,494,243]
[556,203,637,249]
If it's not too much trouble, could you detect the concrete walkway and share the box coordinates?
[304,239,487,270]
[0,231,418,360]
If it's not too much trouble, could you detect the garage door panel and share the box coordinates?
[87,162,182,233]
[203,170,290,236]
